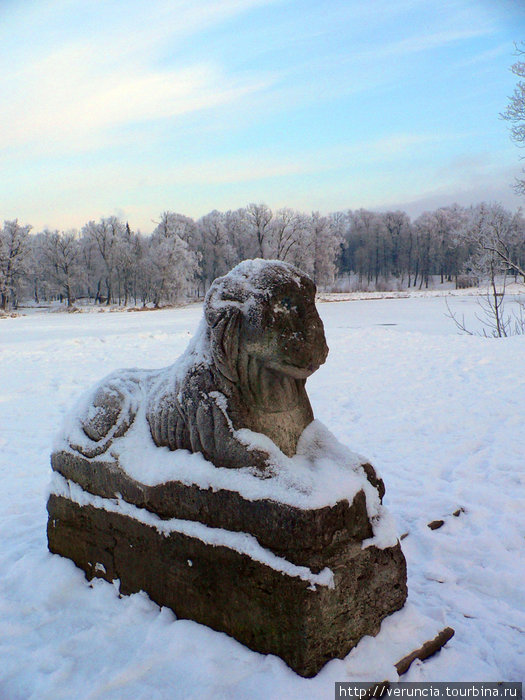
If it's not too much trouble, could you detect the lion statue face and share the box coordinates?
[204,260,328,384]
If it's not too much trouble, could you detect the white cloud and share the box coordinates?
[345,25,495,68]
[385,27,494,55]
[0,0,280,154]
[1,57,274,153]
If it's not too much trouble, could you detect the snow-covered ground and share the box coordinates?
[0,295,523,698]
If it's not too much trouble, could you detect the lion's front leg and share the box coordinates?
[190,392,274,473]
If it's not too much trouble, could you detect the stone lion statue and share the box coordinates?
[67,259,329,472]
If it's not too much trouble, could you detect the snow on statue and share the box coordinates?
[64,259,381,491]
[68,259,328,469]
[48,259,409,677]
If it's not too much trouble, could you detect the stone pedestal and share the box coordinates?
[47,451,407,678]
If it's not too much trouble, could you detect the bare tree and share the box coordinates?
[6,200,525,307]
[196,210,234,289]
[501,43,525,195]
[447,203,524,337]
[82,217,124,304]
[148,215,200,306]
[26,234,48,304]
[113,223,141,306]
[245,203,274,258]
[40,230,82,306]
[463,203,525,279]
[344,210,383,285]
[154,212,197,247]
[223,208,258,262]
[305,212,342,287]
[0,220,31,310]
[270,208,308,261]
[382,211,412,280]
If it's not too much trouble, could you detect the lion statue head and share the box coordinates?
[203,259,329,388]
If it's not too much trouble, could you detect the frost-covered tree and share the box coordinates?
[461,203,525,280]
[411,208,464,289]
[39,230,82,306]
[345,210,385,284]
[413,206,468,287]
[154,212,197,247]
[304,212,342,287]
[412,212,436,289]
[148,216,200,306]
[245,203,274,258]
[25,234,47,303]
[0,220,32,310]
[196,210,234,289]
[501,43,525,195]
[112,223,142,306]
[382,211,413,280]
[448,203,525,336]
[6,200,525,307]
[78,231,102,302]
[270,208,309,261]
[81,217,124,304]
[222,208,258,263]
[129,233,152,307]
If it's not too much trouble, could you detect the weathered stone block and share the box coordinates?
[50,450,376,570]
[47,492,407,678]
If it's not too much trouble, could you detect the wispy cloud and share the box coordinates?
[0,0,280,154]
[1,55,275,154]
[380,26,494,57]
[454,42,512,67]
[338,24,496,71]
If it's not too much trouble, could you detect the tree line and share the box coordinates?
[1,201,524,311]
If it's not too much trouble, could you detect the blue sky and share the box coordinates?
[1,0,524,232]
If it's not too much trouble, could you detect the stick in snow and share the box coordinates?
[395,627,455,676]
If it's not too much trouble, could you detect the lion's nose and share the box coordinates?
[316,340,329,367]
[307,318,329,366]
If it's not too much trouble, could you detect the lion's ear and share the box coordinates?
[208,307,241,383]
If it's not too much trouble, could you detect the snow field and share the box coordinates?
[0,295,523,698]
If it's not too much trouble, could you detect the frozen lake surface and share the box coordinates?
[0,294,524,698]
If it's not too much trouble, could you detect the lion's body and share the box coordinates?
[70,260,329,471]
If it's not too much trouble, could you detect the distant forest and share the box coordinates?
[1,201,524,310]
